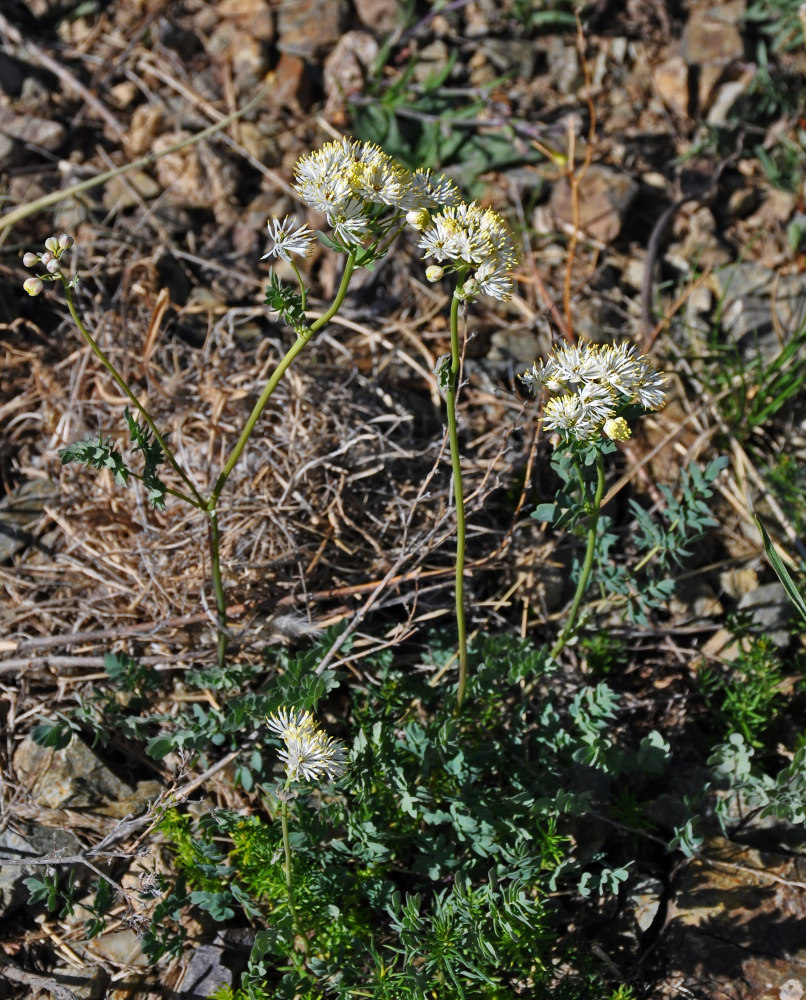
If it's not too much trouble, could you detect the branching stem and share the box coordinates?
[63,281,204,508]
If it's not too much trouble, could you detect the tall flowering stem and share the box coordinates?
[208,251,356,507]
[414,195,518,711]
[447,278,469,712]
[204,252,356,666]
[280,792,306,953]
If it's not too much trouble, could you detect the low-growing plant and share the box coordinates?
[697,625,788,747]
[20,132,738,999]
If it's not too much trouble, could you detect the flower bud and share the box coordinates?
[44,236,59,253]
[406,209,430,231]
[22,252,38,267]
[58,234,74,249]
[463,277,480,298]
[23,276,44,296]
[425,265,444,282]
[603,417,631,441]
[46,258,61,274]
[40,251,53,265]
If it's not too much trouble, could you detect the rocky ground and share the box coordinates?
[1,0,806,997]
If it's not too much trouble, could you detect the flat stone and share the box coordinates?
[0,106,66,151]
[276,0,350,58]
[0,479,58,562]
[653,54,689,118]
[737,581,794,648]
[13,735,134,811]
[217,0,274,41]
[324,31,379,118]
[683,1,746,66]
[550,165,638,243]
[102,170,161,212]
[708,261,806,356]
[272,51,314,112]
[657,837,806,999]
[706,78,748,126]
[546,35,581,95]
[47,966,108,1000]
[180,942,233,995]
[0,822,81,915]
[84,928,148,968]
[353,0,402,35]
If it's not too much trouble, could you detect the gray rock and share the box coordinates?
[180,942,233,995]
[709,263,806,362]
[0,479,58,562]
[0,822,81,915]
[47,966,108,1000]
[13,735,134,811]
[0,106,66,152]
[737,581,794,648]
[276,0,350,59]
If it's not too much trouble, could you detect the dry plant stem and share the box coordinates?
[62,282,204,509]
[447,279,469,711]
[550,448,605,659]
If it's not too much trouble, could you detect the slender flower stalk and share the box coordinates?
[266,708,347,951]
[446,278,469,713]
[204,251,356,665]
[208,250,357,507]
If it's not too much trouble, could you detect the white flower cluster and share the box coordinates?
[520,341,667,442]
[414,201,519,301]
[21,233,74,296]
[266,707,347,784]
[265,137,518,300]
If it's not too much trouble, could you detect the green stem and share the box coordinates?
[550,447,606,660]
[281,793,308,954]
[447,279,468,712]
[290,260,307,312]
[201,251,356,665]
[62,281,204,509]
[208,509,228,669]
[208,251,357,508]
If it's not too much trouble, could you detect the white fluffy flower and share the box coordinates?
[266,707,347,784]
[279,727,347,783]
[416,201,518,299]
[521,341,667,442]
[262,216,316,262]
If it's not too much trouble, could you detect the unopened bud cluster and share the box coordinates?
[22,234,74,295]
